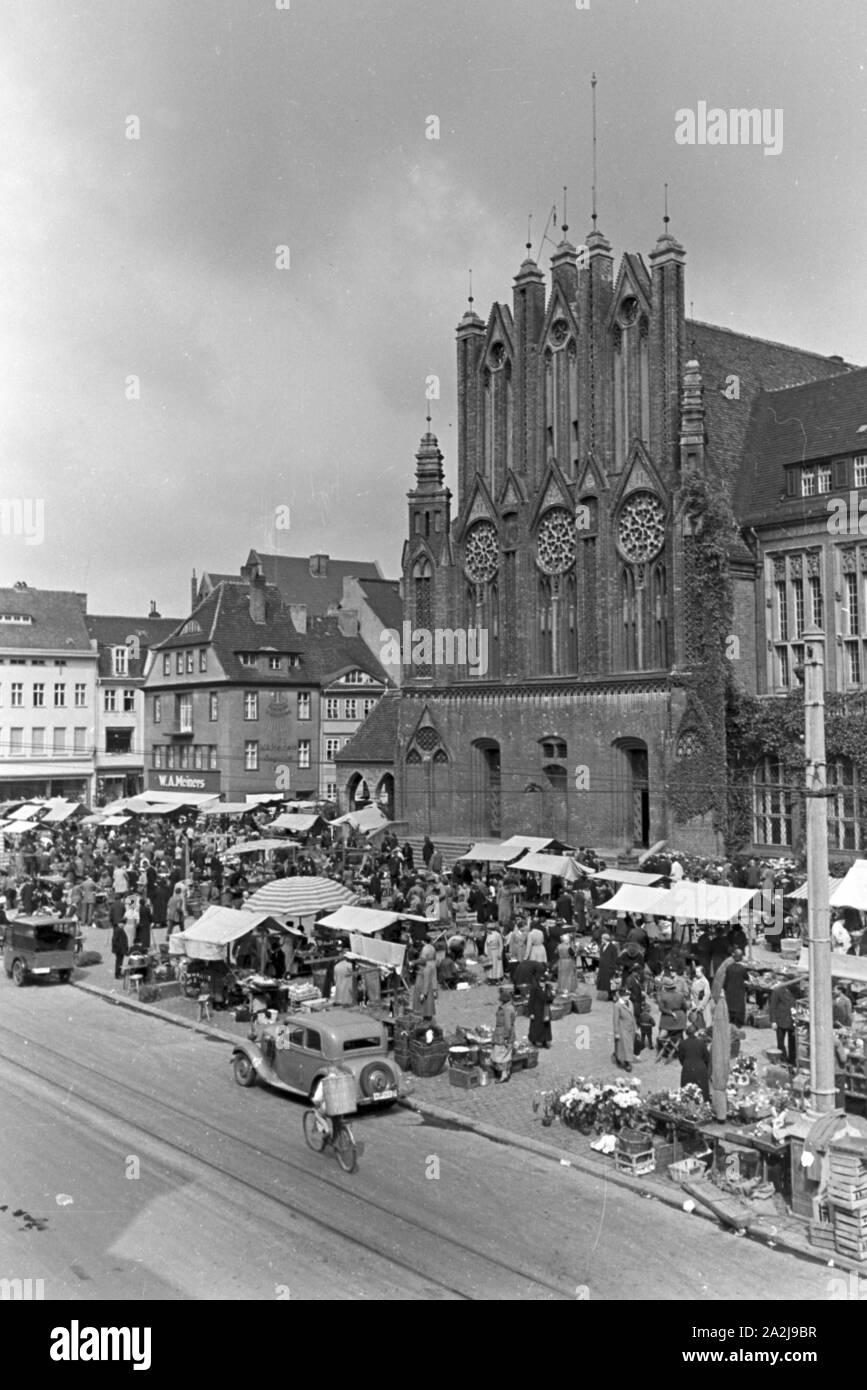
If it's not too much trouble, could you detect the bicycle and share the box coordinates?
[302,1109,358,1173]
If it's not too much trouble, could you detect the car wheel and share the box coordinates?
[232,1053,257,1088]
[359,1061,396,1100]
[11,960,27,987]
[58,970,72,983]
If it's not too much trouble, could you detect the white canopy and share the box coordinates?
[218,838,291,857]
[102,814,131,826]
[41,799,82,823]
[136,791,219,808]
[9,804,42,821]
[663,881,759,922]
[79,814,107,826]
[270,812,321,835]
[830,860,867,910]
[317,905,404,936]
[455,841,523,864]
[244,876,357,921]
[172,905,297,962]
[514,852,587,880]
[598,884,672,915]
[348,933,406,970]
[331,805,390,834]
[499,835,573,854]
[591,868,665,886]
[199,802,256,817]
[1,820,39,835]
[788,877,842,902]
[245,792,286,805]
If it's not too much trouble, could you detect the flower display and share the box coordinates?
[533,1076,646,1134]
[646,1084,713,1123]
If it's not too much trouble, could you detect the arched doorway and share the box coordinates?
[375,772,395,820]
[471,738,501,837]
[346,772,371,811]
[613,738,649,849]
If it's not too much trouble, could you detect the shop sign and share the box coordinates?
[146,770,221,793]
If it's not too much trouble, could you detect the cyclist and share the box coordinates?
[311,1065,347,1142]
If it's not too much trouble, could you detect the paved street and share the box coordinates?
[0,977,833,1300]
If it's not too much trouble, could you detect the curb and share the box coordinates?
[398,1095,863,1275]
[71,975,860,1275]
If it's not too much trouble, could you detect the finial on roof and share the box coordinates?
[663,181,670,232]
[562,185,568,238]
[591,73,598,230]
[526,212,532,257]
[468,267,473,309]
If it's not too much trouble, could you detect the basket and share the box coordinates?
[618,1128,654,1156]
[322,1071,357,1117]
[573,995,592,1014]
[409,1037,449,1078]
[668,1156,706,1183]
[448,1045,479,1069]
[549,998,571,1021]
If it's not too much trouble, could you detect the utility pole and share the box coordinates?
[801,627,836,1114]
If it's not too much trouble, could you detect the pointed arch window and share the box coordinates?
[565,570,578,672]
[413,556,432,677]
[483,367,493,479]
[653,562,668,668]
[539,575,553,673]
[622,568,637,670]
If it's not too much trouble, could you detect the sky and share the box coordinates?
[1,0,865,617]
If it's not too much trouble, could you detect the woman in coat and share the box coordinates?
[690,963,712,1030]
[332,953,356,1006]
[656,975,689,1053]
[556,934,578,995]
[525,927,548,964]
[484,925,504,982]
[412,944,438,1021]
[526,965,553,1048]
[612,989,636,1072]
[596,933,619,999]
[677,1025,711,1100]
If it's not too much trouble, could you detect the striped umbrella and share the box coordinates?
[243,876,357,922]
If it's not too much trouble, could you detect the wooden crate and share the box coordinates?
[448,1065,482,1090]
[614,1148,655,1177]
[832,1206,867,1260]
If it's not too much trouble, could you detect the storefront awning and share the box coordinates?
[101,814,131,826]
[830,861,867,910]
[42,801,82,823]
[8,803,42,821]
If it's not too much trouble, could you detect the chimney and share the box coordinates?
[337,608,359,638]
[191,568,198,612]
[249,572,267,624]
[309,553,329,578]
[149,599,161,618]
[289,603,307,634]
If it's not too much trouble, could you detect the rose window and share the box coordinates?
[464,521,499,583]
[536,508,576,575]
[617,493,666,563]
[550,319,568,346]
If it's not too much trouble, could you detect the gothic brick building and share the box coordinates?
[342,215,853,854]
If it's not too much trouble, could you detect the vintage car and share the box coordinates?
[231,1008,401,1107]
[3,914,78,986]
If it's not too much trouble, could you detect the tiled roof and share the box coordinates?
[305,615,389,686]
[0,586,91,650]
[86,615,184,678]
[689,320,857,482]
[334,691,400,764]
[352,576,402,632]
[736,367,867,521]
[253,552,382,613]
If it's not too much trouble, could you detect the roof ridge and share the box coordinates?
[689,318,860,368]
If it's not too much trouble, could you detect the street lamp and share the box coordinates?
[800,627,836,1115]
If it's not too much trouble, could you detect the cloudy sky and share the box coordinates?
[2,0,865,616]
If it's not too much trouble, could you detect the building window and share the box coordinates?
[792,577,805,637]
[817,464,832,494]
[777,646,790,688]
[244,692,259,720]
[244,740,259,771]
[176,653,183,674]
[106,728,131,754]
[163,655,171,676]
[325,782,337,801]
[269,655,281,670]
[298,739,311,769]
[775,579,788,641]
[752,755,792,846]
[363,698,376,716]
[828,757,861,851]
[178,693,193,733]
[31,727,45,755]
[33,682,45,707]
[846,571,860,636]
[239,654,258,668]
[10,683,23,707]
[154,696,161,723]
[325,698,339,720]
[801,467,816,497]
[153,746,164,769]
[209,746,218,770]
[179,743,191,769]
[298,692,310,720]
[809,573,824,630]
[104,689,117,713]
[185,650,194,674]
[344,669,366,684]
[53,727,66,755]
[194,745,204,770]
[74,728,87,754]
[287,654,301,668]
[74,683,86,706]
[847,641,862,686]
[199,649,207,672]
[325,738,341,759]
[855,456,867,489]
[112,647,128,676]
[344,699,357,720]
[51,683,64,708]
[209,692,218,721]
[123,689,136,712]
[9,727,23,754]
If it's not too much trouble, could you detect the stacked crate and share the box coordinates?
[827,1139,867,1262]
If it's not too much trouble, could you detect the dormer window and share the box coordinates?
[855,456,867,489]
[801,467,816,497]
[239,653,258,668]
[817,464,831,494]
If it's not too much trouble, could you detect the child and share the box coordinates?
[638,996,655,1052]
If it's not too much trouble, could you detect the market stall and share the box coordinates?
[170,905,302,1010]
[243,875,357,928]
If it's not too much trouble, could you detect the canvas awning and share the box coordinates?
[591,868,665,886]
[455,842,524,864]
[8,804,42,820]
[787,877,843,902]
[245,793,286,805]
[499,835,574,854]
[348,933,406,971]
[172,906,298,962]
[244,876,357,920]
[317,906,404,936]
[597,884,672,915]
[218,838,292,856]
[331,805,390,834]
[655,881,759,922]
[513,852,588,880]
[79,814,106,826]
[199,802,256,817]
[0,820,39,835]
[270,812,322,835]
[138,791,219,808]
[101,814,131,826]
[42,800,82,823]
[830,861,867,910]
